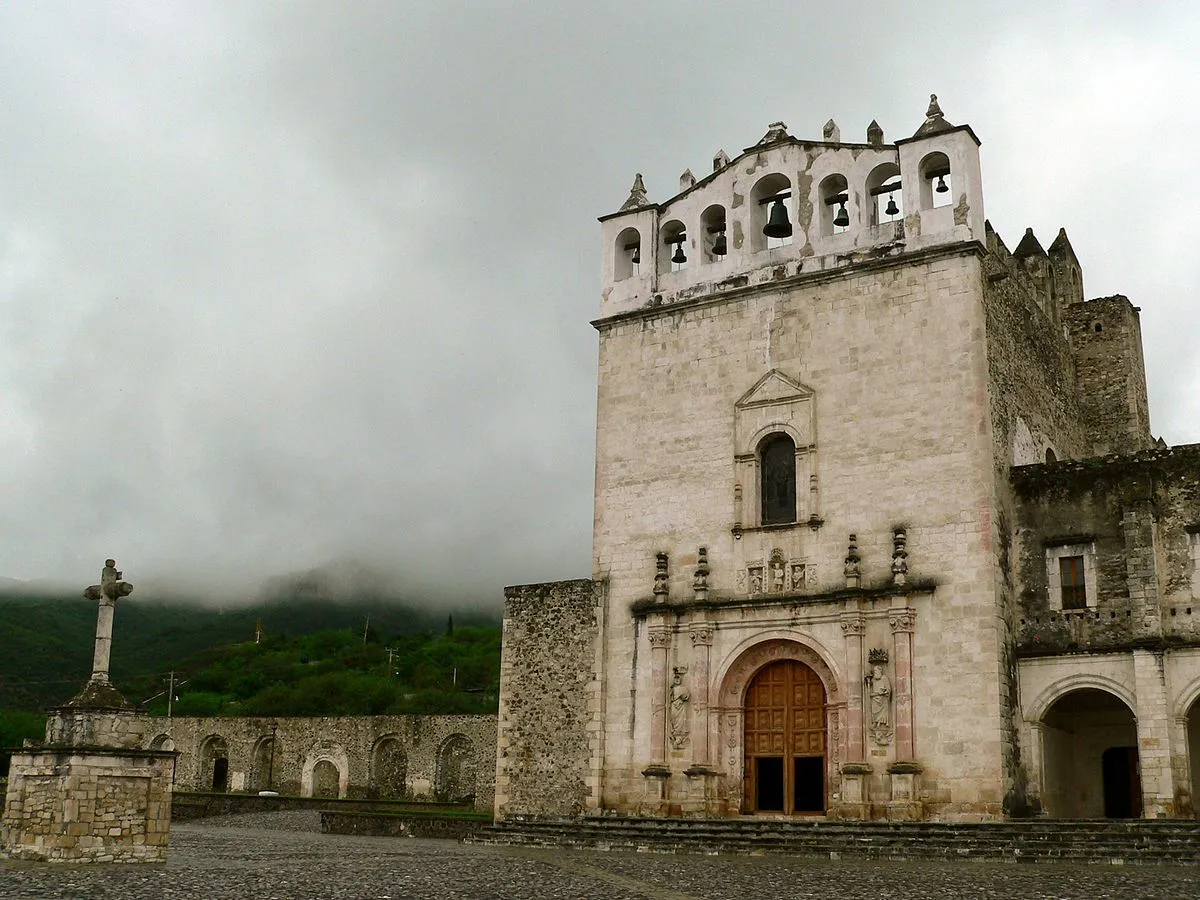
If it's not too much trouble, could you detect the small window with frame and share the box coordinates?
[1059,556,1086,610]
[1045,541,1096,611]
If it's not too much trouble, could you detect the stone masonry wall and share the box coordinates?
[495,579,602,820]
[592,246,1008,818]
[1012,445,1200,655]
[53,713,498,813]
[1,748,175,863]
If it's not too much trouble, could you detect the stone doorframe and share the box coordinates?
[711,633,845,815]
[300,743,350,798]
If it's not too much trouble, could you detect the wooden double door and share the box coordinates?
[743,660,827,814]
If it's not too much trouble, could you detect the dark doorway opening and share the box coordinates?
[755,757,784,811]
[1102,746,1141,818]
[793,756,825,813]
[212,756,229,792]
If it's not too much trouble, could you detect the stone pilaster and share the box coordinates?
[686,623,713,768]
[647,625,671,767]
[840,613,866,762]
[1132,649,1175,817]
[889,608,917,762]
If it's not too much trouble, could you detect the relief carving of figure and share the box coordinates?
[669,666,690,750]
[869,663,893,745]
[771,561,785,592]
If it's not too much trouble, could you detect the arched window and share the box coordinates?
[658,219,688,274]
[865,162,902,226]
[818,174,850,236]
[919,151,952,210]
[760,434,797,525]
[701,204,727,263]
[614,226,641,281]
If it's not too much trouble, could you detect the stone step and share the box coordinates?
[478,817,1200,863]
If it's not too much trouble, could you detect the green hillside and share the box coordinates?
[0,587,500,710]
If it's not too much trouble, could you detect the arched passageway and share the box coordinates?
[743,659,827,815]
[312,760,340,798]
[199,735,229,792]
[371,737,408,799]
[1188,696,1200,819]
[435,734,476,802]
[1040,688,1140,818]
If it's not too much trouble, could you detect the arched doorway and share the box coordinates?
[312,760,340,798]
[371,736,408,799]
[435,734,476,802]
[250,736,277,792]
[1040,688,1140,818]
[1187,695,1200,819]
[744,659,827,814]
[199,735,229,793]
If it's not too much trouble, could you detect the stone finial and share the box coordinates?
[822,118,841,142]
[912,93,954,138]
[844,534,861,589]
[620,173,649,211]
[891,526,909,587]
[757,121,791,146]
[712,149,730,172]
[680,169,696,191]
[692,546,710,601]
[653,551,669,601]
[867,119,884,147]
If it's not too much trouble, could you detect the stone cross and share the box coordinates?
[83,559,133,684]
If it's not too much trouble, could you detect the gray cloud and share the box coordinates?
[0,1,1196,601]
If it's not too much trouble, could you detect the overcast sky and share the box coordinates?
[0,1,1197,603]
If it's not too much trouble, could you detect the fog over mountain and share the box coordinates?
[0,2,1196,602]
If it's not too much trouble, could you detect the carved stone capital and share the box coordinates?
[889,610,916,634]
[840,615,866,638]
[689,624,714,647]
[647,628,671,650]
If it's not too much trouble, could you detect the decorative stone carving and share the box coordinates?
[747,565,764,595]
[788,561,806,591]
[867,659,894,746]
[769,549,786,593]
[653,552,669,602]
[689,624,713,647]
[735,567,746,592]
[669,666,690,749]
[889,610,916,633]
[647,629,670,650]
[891,527,908,586]
[844,534,861,588]
[830,709,840,769]
[866,119,884,147]
[840,616,866,637]
[867,648,889,666]
[692,547,710,601]
[732,483,743,540]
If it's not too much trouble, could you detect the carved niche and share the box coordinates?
[732,370,817,531]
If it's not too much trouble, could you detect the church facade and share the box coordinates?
[494,98,1200,822]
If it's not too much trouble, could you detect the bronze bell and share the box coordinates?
[631,246,641,265]
[935,175,949,194]
[885,194,899,217]
[833,202,850,228]
[671,239,687,265]
[712,230,727,257]
[763,198,792,239]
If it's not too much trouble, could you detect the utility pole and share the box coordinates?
[363,612,370,645]
[167,670,175,719]
[384,647,398,676]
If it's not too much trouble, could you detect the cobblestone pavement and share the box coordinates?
[2,812,1198,899]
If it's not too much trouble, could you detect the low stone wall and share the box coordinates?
[319,810,490,840]
[1,746,176,863]
[171,790,473,821]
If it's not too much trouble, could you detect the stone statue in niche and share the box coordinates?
[771,560,785,593]
[748,566,764,595]
[867,651,893,746]
[789,563,806,591]
[669,666,690,750]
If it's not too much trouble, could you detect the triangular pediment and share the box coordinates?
[736,369,813,408]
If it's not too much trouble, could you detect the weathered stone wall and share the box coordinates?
[1011,445,1200,655]
[495,579,602,819]
[68,714,497,812]
[1,747,175,863]
[1063,295,1153,456]
[591,244,1008,819]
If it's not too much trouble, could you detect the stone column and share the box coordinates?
[1132,648,1175,817]
[889,609,916,762]
[839,613,866,761]
[687,623,713,768]
[647,625,671,766]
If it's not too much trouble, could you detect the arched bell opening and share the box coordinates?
[749,173,793,251]
[1040,688,1140,818]
[919,151,953,210]
[614,226,641,281]
[701,204,728,263]
[658,219,688,274]
[818,174,850,236]
[866,162,902,226]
